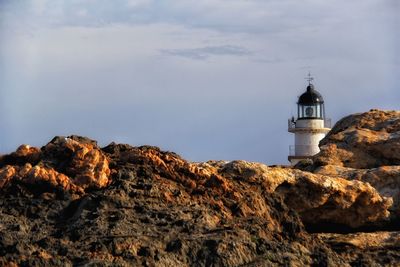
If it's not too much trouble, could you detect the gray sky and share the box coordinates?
[0,0,399,164]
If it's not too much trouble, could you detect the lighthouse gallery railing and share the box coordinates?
[288,118,332,130]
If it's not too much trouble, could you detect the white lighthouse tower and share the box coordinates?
[288,74,331,165]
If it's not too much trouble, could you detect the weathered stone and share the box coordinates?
[0,144,41,167]
[314,109,400,168]
[42,136,110,189]
[318,231,400,250]
[306,110,400,224]
[0,136,111,195]
[317,231,400,265]
[315,165,400,218]
[1,116,400,266]
[213,161,392,228]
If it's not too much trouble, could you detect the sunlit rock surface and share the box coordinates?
[213,161,391,228]
[307,110,400,223]
[0,139,318,266]
[1,109,400,266]
[0,136,111,197]
[315,165,400,219]
[314,109,400,168]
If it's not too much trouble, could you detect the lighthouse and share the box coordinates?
[288,74,331,165]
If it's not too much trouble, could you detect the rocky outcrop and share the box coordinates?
[0,139,319,266]
[1,108,400,267]
[0,136,111,196]
[314,109,400,169]
[213,161,391,228]
[315,165,400,219]
[0,163,84,194]
[305,110,400,224]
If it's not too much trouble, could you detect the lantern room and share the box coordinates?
[297,84,325,120]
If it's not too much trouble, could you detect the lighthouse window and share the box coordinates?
[301,105,315,118]
[305,107,314,117]
[316,104,323,118]
[298,104,324,119]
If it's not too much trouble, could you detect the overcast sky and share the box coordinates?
[0,0,398,164]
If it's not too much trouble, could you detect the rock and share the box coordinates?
[41,136,110,189]
[0,136,111,196]
[214,161,392,228]
[0,144,41,166]
[317,231,400,265]
[314,109,400,169]
[1,129,400,265]
[0,163,83,194]
[308,110,400,223]
[318,231,400,250]
[0,139,318,266]
[105,148,390,229]
[102,144,303,235]
[315,165,400,219]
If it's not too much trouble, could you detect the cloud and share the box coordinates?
[160,45,252,60]
[0,0,352,34]
[126,0,153,8]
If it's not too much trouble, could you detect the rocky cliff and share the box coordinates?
[1,110,400,266]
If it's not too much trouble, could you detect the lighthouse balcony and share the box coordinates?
[288,118,332,132]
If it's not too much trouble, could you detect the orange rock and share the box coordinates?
[42,137,111,190]
[0,165,16,187]
[0,136,111,195]
[14,144,41,159]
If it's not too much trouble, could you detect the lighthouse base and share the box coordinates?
[288,156,313,166]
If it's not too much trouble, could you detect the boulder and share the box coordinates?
[0,136,111,195]
[314,109,400,169]
[315,165,400,218]
[213,161,392,228]
[41,136,110,189]
[308,110,400,221]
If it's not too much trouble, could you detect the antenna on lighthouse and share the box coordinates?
[305,72,314,85]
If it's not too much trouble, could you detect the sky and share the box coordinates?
[0,0,399,165]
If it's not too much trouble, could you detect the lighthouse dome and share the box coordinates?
[298,84,324,105]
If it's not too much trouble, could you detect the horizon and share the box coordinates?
[0,0,399,164]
